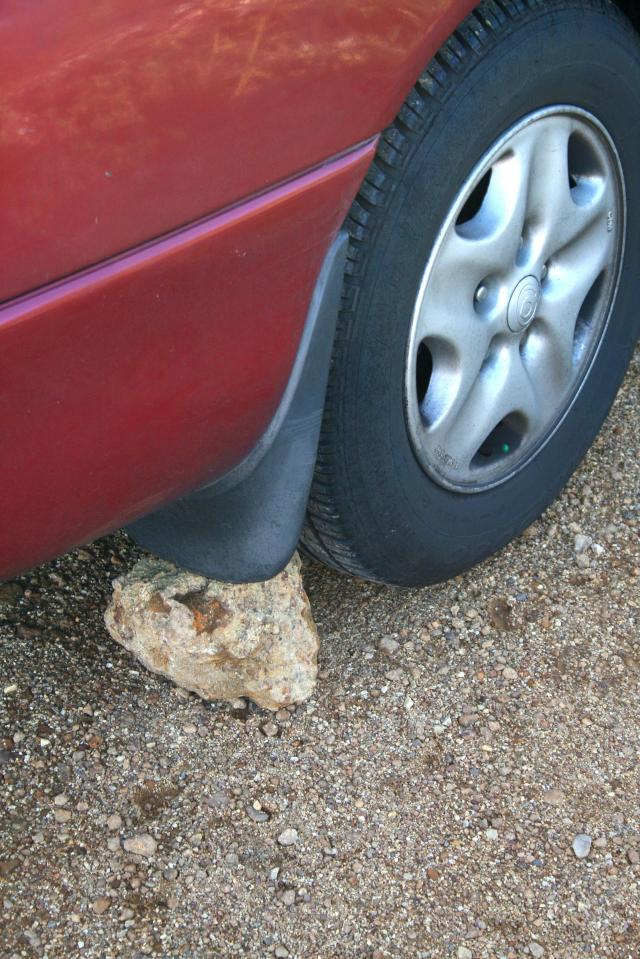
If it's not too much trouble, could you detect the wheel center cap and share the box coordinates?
[507,275,541,333]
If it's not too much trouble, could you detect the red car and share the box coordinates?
[2,0,639,587]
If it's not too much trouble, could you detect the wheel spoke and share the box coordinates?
[412,236,484,348]
[424,343,538,473]
[413,150,531,350]
[455,150,531,271]
[419,329,493,431]
[522,117,616,263]
[524,229,613,406]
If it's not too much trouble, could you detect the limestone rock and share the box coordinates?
[104,553,319,711]
[123,834,157,857]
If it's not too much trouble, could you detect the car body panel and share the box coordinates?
[0,0,481,580]
[0,143,373,579]
[0,0,476,301]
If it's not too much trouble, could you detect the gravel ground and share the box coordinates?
[1,349,639,959]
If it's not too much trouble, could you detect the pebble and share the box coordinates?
[574,533,593,554]
[54,809,72,823]
[385,668,405,683]
[106,814,122,831]
[282,889,295,906]
[457,947,473,959]
[53,793,69,806]
[91,897,111,915]
[572,834,592,859]
[246,804,270,823]
[502,667,518,681]
[277,828,299,847]
[627,848,640,865]
[378,636,400,655]
[274,947,289,958]
[542,788,564,806]
[529,944,544,958]
[261,722,279,738]
[123,834,157,857]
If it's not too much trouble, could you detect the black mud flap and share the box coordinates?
[126,230,348,582]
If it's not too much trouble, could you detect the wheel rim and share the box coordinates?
[404,106,626,493]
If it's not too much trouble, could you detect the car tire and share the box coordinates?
[302,0,640,587]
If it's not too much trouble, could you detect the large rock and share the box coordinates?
[104,553,318,711]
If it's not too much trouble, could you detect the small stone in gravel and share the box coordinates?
[457,948,473,959]
[246,804,270,823]
[282,890,296,906]
[278,828,299,847]
[261,722,279,738]
[627,848,640,864]
[543,788,564,806]
[378,636,400,655]
[274,947,289,958]
[572,834,592,859]
[574,533,593,554]
[91,897,111,915]
[54,809,72,823]
[206,791,230,809]
[53,793,69,806]
[502,667,518,681]
[163,866,179,880]
[123,834,157,857]
[182,723,197,734]
[385,668,405,682]
[529,944,544,958]
[106,814,122,831]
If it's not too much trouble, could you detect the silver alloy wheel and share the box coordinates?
[405,106,626,492]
